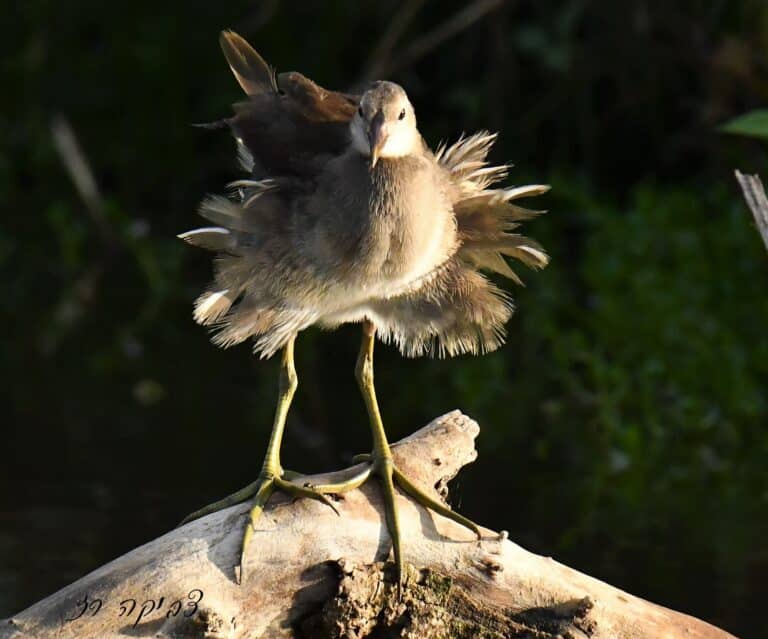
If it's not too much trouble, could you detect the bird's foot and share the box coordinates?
[311,452,482,592]
[178,469,338,584]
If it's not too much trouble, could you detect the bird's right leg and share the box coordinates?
[178,336,338,583]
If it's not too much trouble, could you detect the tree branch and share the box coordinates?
[359,0,429,84]
[1,412,735,639]
[363,0,506,81]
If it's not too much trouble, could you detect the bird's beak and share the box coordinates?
[368,111,387,168]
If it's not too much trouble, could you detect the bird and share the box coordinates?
[179,30,549,586]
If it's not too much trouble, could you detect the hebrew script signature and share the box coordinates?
[64,589,203,628]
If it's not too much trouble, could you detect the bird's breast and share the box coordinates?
[304,152,457,308]
[360,156,457,288]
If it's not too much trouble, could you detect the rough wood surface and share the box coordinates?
[735,169,768,252]
[1,411,736,639]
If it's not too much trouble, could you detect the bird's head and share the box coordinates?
[350,81,419,168]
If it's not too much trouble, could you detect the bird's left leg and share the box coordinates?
[313,320,482,589]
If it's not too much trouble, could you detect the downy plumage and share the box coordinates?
[179,31,548,360]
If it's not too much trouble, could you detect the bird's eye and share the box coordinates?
[358,106,364,117]
[398,108,406,120]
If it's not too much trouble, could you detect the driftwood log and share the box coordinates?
[1,411,736,639]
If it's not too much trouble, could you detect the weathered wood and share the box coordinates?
[735,169,768,251]
[1,411,736,639]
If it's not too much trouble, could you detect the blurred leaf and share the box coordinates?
[720,110,768,141]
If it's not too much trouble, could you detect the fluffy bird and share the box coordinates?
[179,31,549,585]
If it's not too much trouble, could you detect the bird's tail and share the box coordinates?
[219,30,278,96]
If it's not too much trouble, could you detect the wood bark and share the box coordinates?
[1,411,736,639]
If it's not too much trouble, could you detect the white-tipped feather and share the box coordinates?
[439,130,549,287]
[516,245,549,267]
[193,289,233,325]
[178,227,235,251]
[178,227,230,239]
[504,184,551,200]
[226,178,277,190]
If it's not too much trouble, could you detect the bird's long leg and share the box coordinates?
[345,320,483,588]
[178,336,337,583]
[355,320,405,580]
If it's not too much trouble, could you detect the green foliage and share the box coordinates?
[721,110,768,141]
[540,180,768,574]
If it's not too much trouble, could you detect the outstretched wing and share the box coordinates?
[436,132,549,285]
[180,33,360,347]
[218,30,359,180]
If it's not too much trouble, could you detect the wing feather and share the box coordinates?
[438,132,549,284]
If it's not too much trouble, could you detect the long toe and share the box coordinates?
[307,465,373,494]
[274,476,341,516]
[372,458,405,592]
[392,465,481,538]
[178,479,264,526]
[238,478,276,584]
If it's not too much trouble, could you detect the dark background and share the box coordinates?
[2,1,768,636]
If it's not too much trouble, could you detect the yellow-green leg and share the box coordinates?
[179,336,337,583]
[315,320,482,590]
